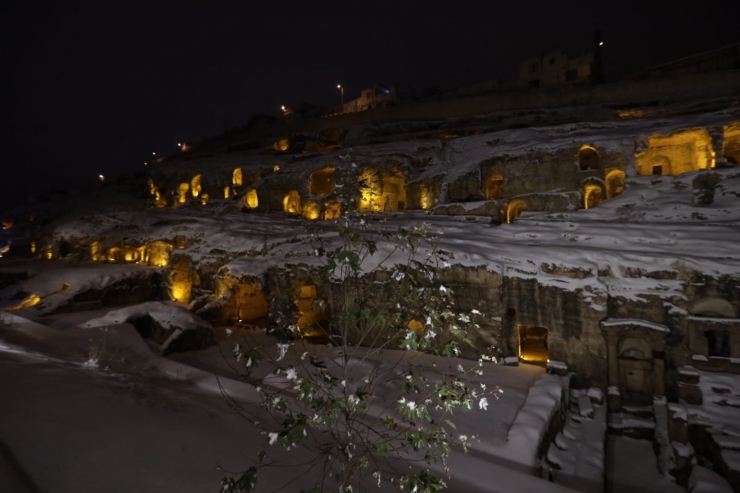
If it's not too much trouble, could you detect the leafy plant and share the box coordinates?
[221,155,497,492]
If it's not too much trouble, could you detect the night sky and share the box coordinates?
[1,1,738,213]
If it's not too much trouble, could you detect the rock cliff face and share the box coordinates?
[2,101,740,400]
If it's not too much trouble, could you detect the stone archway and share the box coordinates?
[601,319,669,410]
[579,145,600,171]
[605,170,626,199]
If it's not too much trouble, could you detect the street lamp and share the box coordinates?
[337,84,344,105]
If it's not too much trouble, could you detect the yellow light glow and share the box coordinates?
[323,201,341,220]
[147,241,172,267]
[1,220,12,230]
[44,245,53,260]
[224,186,231,199]
[178,183,189,204]
[30,241,36,254]
[635,128,715,176]
[234,283,269,322]
[201,193,209,206]
[408,319,424,337]
[501,199,527,224]
[245,189,258,209]
[273,139,289,152]
[190,174,202,198]
[155,190,168,208]
[484,172,504,200]
[174,236,186,249]
[579,145,601,171]
[309,166,336,197]
[147,178,157,196]
[0,246,8,254]
[5,294,41,312]
[358,167,407,213]
[233,168,243,187]
[296,281,327,336]
[123,245,140,263]
[582,184,603,209]
[274,165,281,172]
[283,190,302,214]
[106,246,121,263]
[302,201,320,220]
[169,258,193,303]
[605,169,626,199]
[90,241,103,261]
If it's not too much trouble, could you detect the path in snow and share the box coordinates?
[605,435,682,493]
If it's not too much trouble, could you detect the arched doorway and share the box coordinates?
[517,325,548,365]
[582,183,603,209]
[605,170,626,199]
[579,145,600,171]
[617,338,654,405]
[283,191,302,214]
[484,172,504,200]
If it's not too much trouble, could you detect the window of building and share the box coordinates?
[652,165,663,175]
[529,62,539,73]
[705,330,730,358]
[566,69,578,81]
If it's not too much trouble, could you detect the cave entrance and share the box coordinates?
[605,170,625,199]
[582,183,603,209]
[358,167,407,212]
[635,129,715,176]
[517,325,548,366]
[283,190,303,214]
[484,172,504,200]
[579,145,600,171]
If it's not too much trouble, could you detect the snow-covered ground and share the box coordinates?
[606,436,683,493]
[0,311,578,493]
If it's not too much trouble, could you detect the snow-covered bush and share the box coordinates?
[221,155,496,493]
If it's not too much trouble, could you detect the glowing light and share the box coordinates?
[5,294,41,312]
[582,183,603,209]
[358,167,407,213]
[44,245,53,260]
[273,139,289,152]
[152,152,156,155]
[177,143,182,147]
[484,172,504,200]
[635,128,715,176]
[605,170,626,199]
[599,41,604,46]
[274,165,281,172]
[201,193,209,206]
[283,191,302,214]
[147,241,172,267]
[323,201,341,220]
[224,186,231,199]
[30,241,36,254]
[232,168,243,187]
[177,183,190,204]
[302,201,320,220]
[190,174,202,198]
[337,84,341,89]
[244,189,258,209]
[169,258,193,303]
[309,166,336,197]
[1,220,12,230]
[501,199,527,224]
[98,174,105,182]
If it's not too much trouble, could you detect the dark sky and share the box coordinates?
[1,1,738,213]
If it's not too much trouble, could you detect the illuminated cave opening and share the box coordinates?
[582,183,603,209]
[169,258,193,303]
[323,201,341,220]
[518,325,549,366]
[283,190,302,214]
[224,186,232,199]
[635,128,715,176]
[579,145,600,171]
[201,193,209,206]
[358,167,407,212]
[190,174,202,198]
[274,139,290,152]
[147,241,172,267]
[723,121,740,165]
[233,168,243,187]
[296,281,327,337]
[177,183,190,204]
[484,172,504,200]
[244,189,259,209]
[309,167,336,197]
[501,199,527,224]
[233,283,269,323]
[605,170,626,199]
[155,190,168,208]
[302,200,320,220]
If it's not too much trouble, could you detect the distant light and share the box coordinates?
[152,152,156,155]
[599,41,604,46]
[98,174,105,182]
[337,84,341,89]
[177,143,182,147]
[281,105,286,111]
[144,162,148,166]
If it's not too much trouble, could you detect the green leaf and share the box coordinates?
[444,419,457,430]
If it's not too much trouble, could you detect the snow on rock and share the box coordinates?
[501,373,565,472]
[688,466,733,493]
[577,395,594,419]
[82,302,214,354]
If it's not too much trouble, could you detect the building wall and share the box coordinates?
[518,51,595,88]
